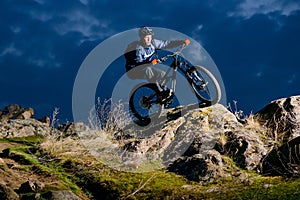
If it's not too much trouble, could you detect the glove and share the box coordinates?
[151,59,159,65]
[184,39,190,45]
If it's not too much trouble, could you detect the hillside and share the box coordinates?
[0,96,299,199]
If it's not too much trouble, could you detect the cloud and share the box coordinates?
[0,43,23,57]
[10,25,21,34]
[287,74,296,84]
[78,0,89,6]
[29,10,53,22]
[232,0,300,18]
[53,9,111,42]
[33,0,46,5]
[27,54,62,69]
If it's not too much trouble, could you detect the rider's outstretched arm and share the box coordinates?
[152,39,189,49]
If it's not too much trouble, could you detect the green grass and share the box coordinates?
[64,158,300,200]
[0,135,44,145]
[0,136,88,199]
[1,135,300,200]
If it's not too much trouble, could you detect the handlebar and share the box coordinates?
[151,39,190,65]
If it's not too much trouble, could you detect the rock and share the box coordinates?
[18,181,45,194]
[18,181,36,193]
[164,104,239,164]
[165,103,268,181]
[0,104,34,121]
[168,150,230,182]
[0,119,60,138]
[254,96,300,143]
[41,190,82,200]
[172,104,266,170]
[16,108,34,120]
[58,122,90,138]
[124,117,183,154]
[168,154,208,182]
[0,183,19,200]
[261,136,300,177]
[214,130,267,170]
[39,116,51,127]
[117,117,184,170]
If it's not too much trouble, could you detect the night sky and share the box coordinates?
[1,0,299,122]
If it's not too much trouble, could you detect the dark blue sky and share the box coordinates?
[0,0,299,122]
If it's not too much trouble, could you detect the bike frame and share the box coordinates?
[157,50,198,99]
[135,44,208,108]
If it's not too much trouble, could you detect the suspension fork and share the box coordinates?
[170,66,177,93]
[169,58,179,93]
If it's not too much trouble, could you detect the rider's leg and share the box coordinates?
[144,67,166,92]
[144,67,175,102]
[128,66,173,102]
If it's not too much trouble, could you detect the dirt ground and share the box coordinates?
[0,142,60,190]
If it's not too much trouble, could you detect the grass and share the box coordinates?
[37,134,300,199]
[1,135,300,199]
[0,136,89,199]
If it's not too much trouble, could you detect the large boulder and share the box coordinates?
[168,150,231,182]
[162,104,240,166]
[254,96,300,143]
[261,136,300,177]
[214,130,266,170]
[176,104,266,170]
[254,96,300,177]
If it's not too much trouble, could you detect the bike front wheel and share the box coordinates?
[129,83,162,124]
[189,65,221,105]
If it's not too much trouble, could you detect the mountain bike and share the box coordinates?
[129,43,221,124]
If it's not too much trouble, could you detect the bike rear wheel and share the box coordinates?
[129,83,162,124]
[189,65,221,105]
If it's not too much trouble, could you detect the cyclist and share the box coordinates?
[125,26,190,102]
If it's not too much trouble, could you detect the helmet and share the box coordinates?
[138,26,154,38]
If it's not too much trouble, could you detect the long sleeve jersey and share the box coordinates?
[125,39,184,72]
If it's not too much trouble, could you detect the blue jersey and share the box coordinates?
[125,39,184,72]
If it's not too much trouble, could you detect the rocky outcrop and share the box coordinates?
[253,96,300,177]
[254,96,300,143]
[0,105,58,138]
[0,104,34,121]
[0,119,57,138]
[1,96,300,182]
[121,96,300,181]
[0,104,57,138]
[166,104,267,181]
[261,136,300,177]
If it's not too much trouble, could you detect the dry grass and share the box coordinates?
[89,98,131,133]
